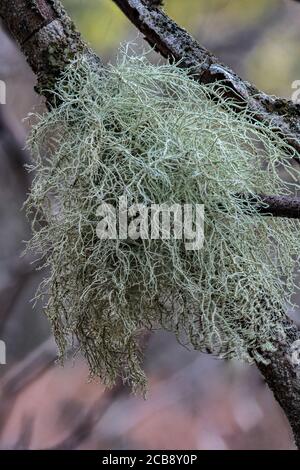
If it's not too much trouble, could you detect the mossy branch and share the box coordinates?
[0,0,100,103]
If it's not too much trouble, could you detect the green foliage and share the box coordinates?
[63,0,293,97]
[64,0,130,54]
[26,51,300,393]
[246,31,300,97]
[165,0,278,33]
[63,0,279,54]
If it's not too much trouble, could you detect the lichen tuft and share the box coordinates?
[26,50,300,393]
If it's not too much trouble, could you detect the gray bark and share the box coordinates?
[0,0,99,104]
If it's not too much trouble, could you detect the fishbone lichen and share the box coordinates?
[26,51,300,393]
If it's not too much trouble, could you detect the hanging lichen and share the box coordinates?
[26,49,300,393]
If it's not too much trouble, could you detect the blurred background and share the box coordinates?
[0,0,299,450]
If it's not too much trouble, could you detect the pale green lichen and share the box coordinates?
[26,50,300,393]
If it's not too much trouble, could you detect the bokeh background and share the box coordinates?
[0,0,300,450]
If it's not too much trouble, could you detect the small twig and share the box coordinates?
[241,194,300,219]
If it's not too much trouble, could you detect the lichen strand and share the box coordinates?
[26,52,300,393]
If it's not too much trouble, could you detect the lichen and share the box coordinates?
[26,50,300,393]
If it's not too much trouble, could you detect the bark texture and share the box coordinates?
[257,318,300,449]
[0,0,99,103]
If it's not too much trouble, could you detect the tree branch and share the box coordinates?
[243,194,300,219]
[0,0,100,103]
[112,0,300,158]
[257,318,300,449]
